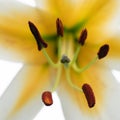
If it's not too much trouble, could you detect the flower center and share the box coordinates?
[28,18,109,108]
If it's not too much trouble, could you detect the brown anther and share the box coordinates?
[78,28,87,46]
[97,44,109,59]
[82,83,95,108]
[28,21,48,51]
[56,18,64,37]
[42,91,53,106]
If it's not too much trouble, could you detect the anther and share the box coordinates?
[42,91,53,106]
[97,44,109,59]
[56,18,64,37]
[61,55,70,64]
[82,83,95,108]
[28,21,48,50]
[78,29,87,46]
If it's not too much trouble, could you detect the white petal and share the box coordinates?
[103,84,120,120]
[57,68,120,120]
[105,59,120,71]
[0,65,51,120]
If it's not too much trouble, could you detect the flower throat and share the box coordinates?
[28,18,109,108]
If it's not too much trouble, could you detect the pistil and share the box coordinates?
[28,18,109,108]
[61,55,70,64]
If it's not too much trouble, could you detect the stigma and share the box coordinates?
[28,18,109,108]
[61,55,70,64]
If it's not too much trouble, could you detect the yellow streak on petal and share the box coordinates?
[0,33,57,64]
[10,65,51,117]
[106,38,120,59]
[0,1,56,35]
[45,0,117,27]
[0,1,57,63]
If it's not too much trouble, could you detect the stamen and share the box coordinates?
[42,91,53,106]
[28,21,58,67]
[73,56,98,73]
[27,18,108,110]
[42,49,58,67]
[70,46,81,66]
[65,67,83,92]
[56,18,64,37]
[51,66,62,92]
[82,84,95,108]
[58,37,62,60]
[61,55,70,64]
[97,44,109,59]
[78,29,87,46]
[28,21,48,50]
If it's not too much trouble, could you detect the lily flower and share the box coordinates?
[0,0,120,120]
